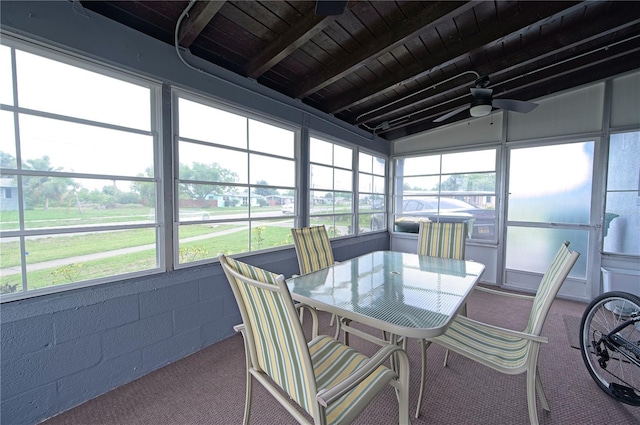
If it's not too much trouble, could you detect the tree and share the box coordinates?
[253,180,278,197]
[0,151,16,169]
[178,161,238,199]
[22,156,70,210]
[130,166,155,206]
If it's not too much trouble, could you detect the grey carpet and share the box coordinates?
[42,290,640,425]
[563,314,582,349]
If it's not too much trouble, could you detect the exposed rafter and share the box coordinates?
[291,1,475,99]
[177,0,225,48]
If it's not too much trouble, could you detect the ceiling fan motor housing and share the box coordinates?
[469,96,493,117]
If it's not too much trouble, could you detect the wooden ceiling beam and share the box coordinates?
[380,42,640,140]
[178,0,225,48]
[358,17,640,126]
[328,1,583,116]
[244,12,341,79]
[291,1,476,99]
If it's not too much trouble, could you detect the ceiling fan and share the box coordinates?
[434,76,538,122]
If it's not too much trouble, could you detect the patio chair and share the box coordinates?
[218,254,410,425]
[291,225,340,330]
[414,221,467,417]
[423,241,580,425]
[417,221,467,259]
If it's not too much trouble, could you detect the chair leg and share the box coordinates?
[535,370,550,411]
[526,370,540,425]
[415,339,431,418]
[395,349,411,425]
[329,313,336,326]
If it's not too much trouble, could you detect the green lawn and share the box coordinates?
[0,204,382,294]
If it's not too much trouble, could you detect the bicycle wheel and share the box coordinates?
[580,291,640,405]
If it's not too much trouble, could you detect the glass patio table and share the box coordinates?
[286,250,485,340]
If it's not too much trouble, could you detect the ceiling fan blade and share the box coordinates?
[492,98,538,113]
[470,88,492,98]
[434,104,470,122]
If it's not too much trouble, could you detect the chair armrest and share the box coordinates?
[295,303,319,338]
[455,316,549,344]
[474,285,536,301]
[233,324,245,333]
[316,344,407,407]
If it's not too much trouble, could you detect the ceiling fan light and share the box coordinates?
[469,104,492,117]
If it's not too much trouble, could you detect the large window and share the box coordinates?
[604,131,640,256]
[393,148,497,241]
[358,151,386,232]
[0,41,162,300]
[174,93,297,265]
[309,136,354,237]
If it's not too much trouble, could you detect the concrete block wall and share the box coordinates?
[1,235,389,425]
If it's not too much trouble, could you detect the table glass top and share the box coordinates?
[287,250,485,337]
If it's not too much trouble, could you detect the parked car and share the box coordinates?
[373,197,495,239]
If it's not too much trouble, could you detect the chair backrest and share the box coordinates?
[291,225,335,274]
[218,254,317,415]
[525,241,580,336]
[417,221,467,259]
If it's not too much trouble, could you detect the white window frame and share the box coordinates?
[308,133,355,238]
[392,146,499,243]
[0,36,164,302]
[172,89,300,267]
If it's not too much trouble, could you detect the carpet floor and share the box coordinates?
[42,290,640,425]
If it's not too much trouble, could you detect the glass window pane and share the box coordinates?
[441,149,495,173]
[178,221,249,261]
[359,173,373,193]
[1,45,13,106]
[250,154,294,187]
[0,237,21,295]
[310,190,332,213]
[401,176,441,192]
[334,169,352,191]
[25,228,158,291]
[15,50,150,131]
[310,164,333,190]
[20,114,154,177]
[249,120,294,158]
[178,98,247,149]
[359,213,385,233]
[178,184,248,220]
[508,142,594,225]
[607,132,639,191]
[604,192,640,256]
[334,144,352,169]
[373,175,385,193]
[20,177,155,229]
[0,111,16,169]
[440,173,495,193]
[0,175,18,231]
[310,137,332,165]
[359,152,372,173]
[397,156,440,176]
[506,226,587,279]
[250,188,292,218]
[250,219,295,251]
[179,141,247,184]
[373,156,385,176]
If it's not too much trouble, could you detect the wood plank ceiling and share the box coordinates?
[80,1,640,141]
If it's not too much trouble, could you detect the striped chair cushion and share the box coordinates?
[225,257,315,414]
[434,318,530,370]
[309,335,397,424]
[525,242,573,335]
[291,225,335,274]
[417,222,466,259]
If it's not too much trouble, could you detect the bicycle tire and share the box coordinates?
[580,291,640,406]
